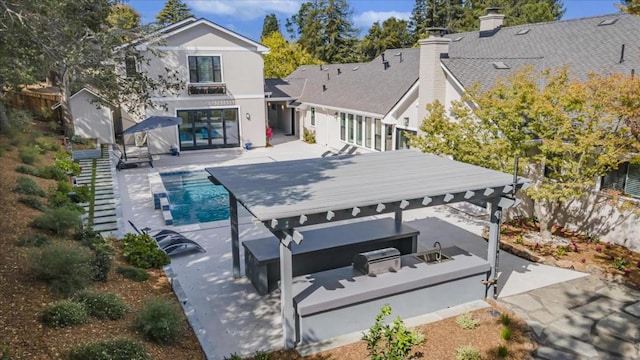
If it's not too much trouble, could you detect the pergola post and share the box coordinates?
[278,233,296,348]
[486,201,502,299]
[229,193,240,278]
[394,209,402,227]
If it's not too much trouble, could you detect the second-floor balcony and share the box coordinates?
[188,83,227,95]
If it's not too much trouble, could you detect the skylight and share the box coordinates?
[516,28,530,35]
[352,66,359,71]
[598,18,618,26]
[452,36,463,42]
[492,61,510,69]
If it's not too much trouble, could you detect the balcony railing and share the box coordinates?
[188,83,227,95]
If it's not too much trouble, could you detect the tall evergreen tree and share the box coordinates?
[155,0,193,28]
[409,0,465,42]
[290,0,359,63]
[360,18,412,61]
[261,13,281,40]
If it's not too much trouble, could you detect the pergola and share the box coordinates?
[206,150,529,348]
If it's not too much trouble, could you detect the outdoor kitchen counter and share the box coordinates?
[292,246,490,345]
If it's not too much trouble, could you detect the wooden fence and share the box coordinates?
[3,88,61,121]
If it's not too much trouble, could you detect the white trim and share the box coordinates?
[302,102,385,119]
[383,81,419,125]
[51,87,113,110]
[150,94,265,102]
[153,46,262,52]
[135,18,268,54]
[186,53,224,84]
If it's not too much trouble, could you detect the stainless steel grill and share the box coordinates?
[353,247,401,276]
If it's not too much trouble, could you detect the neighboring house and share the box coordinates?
[53,87,115,145]
[269,11,640,247]
[118,17,269,154]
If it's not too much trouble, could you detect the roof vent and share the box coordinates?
[319,64,323,71]
[383,61,390,70]
[516,28,530,35]
[394,52,403,62]
[301,67,306,71]
[322,84,327,92]
[327,73,330,80]
[426,27,448,37]
[492,61,510,69]
[452,36,463,42]
[337,68,341,75]
[381,53,386,62]
[598,18,618,26]
[352,66,359,71]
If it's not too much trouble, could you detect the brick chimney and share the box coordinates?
[479,7,505,32]
[418,28,451,125]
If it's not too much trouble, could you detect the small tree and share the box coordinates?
[410,66,639,238]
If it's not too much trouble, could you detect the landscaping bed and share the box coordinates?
[489,216,640,289]
[0,124,204,360]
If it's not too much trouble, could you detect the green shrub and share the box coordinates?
[15,164,40,176]
[74,228,103,247]
[456,312,480,330]
[70,185,91,203]
[361,304,424,360]
[40,300,89,328]
[92,243,114,282]
[13,176,47,197]
[122,233,170,269]
[34,136,61,152]
[74,290,126,320]
[499,313,511,326]
[303,127,316,143]
[116,266,150,282]
[134,298,184,344]
[0,143,10,157]
[9,133,27,146]
[31,207,83,236]
[223,354,243,360]
[497,345,508,358]
[5,108,33,133]
[19,146,40,164]
[38,165,68,181]
[68,338,150,360]
[500,327,512,341]
[16,233,50,247]
[456,345,482,360]
[18,196,47,211]
[54,154,81,176]
[30,243,93,296]
[253,350,271,360]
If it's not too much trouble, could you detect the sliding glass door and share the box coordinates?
[177,108,239,150]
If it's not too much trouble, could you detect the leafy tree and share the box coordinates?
[107,3,141,30]
[619,0,640,15]
[289,0,359,63]
[155,0,193,28]
[360,18,413,61]
[263,32,322,78]
[261,13,281,40]
[409,67,639,238]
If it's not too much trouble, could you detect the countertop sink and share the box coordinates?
[414,250,452,264]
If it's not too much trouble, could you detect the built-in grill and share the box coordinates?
[353,247,401,276]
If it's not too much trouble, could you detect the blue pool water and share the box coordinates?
[160,171,229,226]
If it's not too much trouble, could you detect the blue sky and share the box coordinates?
[129,0,623,42]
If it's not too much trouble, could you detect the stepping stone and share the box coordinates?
[93,223,118,232]
[596,312,640,342]
[596,285,637,302]
[94,199,115,205]
[624,302,640,317]
[93,215,118,224]
[542,327,599,358]
[94,190,114,196]
[93,210,116,218]
[593,332,639,358]
[572,297,625,320]
[549,315,594,341]
[536,346,575,360]
[94,204,116,211]
[95,194,115,200]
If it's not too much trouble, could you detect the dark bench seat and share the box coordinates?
[242,218,419,295]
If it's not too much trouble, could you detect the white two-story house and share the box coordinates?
[131,17,268,153]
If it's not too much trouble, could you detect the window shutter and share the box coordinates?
[624,163,640,198]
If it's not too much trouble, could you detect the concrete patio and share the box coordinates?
[114,135,593,359]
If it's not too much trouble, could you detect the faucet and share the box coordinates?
[433,241,442,262]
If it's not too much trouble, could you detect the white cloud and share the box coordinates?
[353,10,411,29]
[187,0,301,20]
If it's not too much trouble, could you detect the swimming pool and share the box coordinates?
[160,171,229,226]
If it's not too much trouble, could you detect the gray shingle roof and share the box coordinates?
[286,49,419,116]
[443,13,640,88]
[264,78,306,99]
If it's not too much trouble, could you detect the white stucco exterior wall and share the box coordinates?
[71,90,114,144]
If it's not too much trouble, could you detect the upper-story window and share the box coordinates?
[125,56,138,78]
[188,56,222,83]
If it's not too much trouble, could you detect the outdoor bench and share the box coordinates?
[242,218,419,295]
[116,152,153,170]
